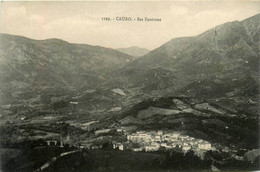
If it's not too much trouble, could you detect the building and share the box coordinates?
[171,133,180,139]
[145,145,159,152]
[132,148,143,152]
[113,143,124,150]
[151,142,160,148]
[119,144,124,150]
[165,144,174,150]
[179,135,189,141]
[117,128,124,132]
[127,133,152,143]
[198,142,211,150]
[198,139,204,143]
[80,143,91,149]
[154,135,162,142]
[158,130,163,135]
[161,143,167,147]
[126,130,213,154]
[20,116,27,120]
[91,145,99,149]
[46,140,58,147]
[182,145,191,151]
[189,141,195,146]
[127,134,142,142]
[162,133,178,141]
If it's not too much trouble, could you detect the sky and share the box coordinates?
[0,1,259,50]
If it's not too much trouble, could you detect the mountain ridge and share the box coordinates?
[0,13,259,118]
[108,14,260,95]
[0,33,133,105]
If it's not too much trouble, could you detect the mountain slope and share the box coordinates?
[109,14,260,99]
[0,14,259,120]
[0,34,132,104]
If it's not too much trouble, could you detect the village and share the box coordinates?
[112,130,215,156]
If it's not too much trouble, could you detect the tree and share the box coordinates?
[102,142,113,150]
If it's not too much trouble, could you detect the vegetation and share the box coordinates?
[46,149,259,171]
[1,139,75,172]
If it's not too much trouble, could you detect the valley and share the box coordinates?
[0,13,259,171]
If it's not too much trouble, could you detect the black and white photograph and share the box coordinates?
[0,1,259,171]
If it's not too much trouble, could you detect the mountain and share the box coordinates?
[107,14,260,152]
[117,46,149,58]
[109,14,260,99]
[0,14,259,120]
[0,34,132,105]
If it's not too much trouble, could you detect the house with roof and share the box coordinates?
[144,143,160,152]
[161,143,167,147]
[198,142,211,150]
[117,128,124,132]
[164,143,175,150]
[132,148,143,152]
[157,130,163,135]
[113,142,124,150]
[179,135,189,141]
[127,132,152,143]
[145,146,158,152]
[171,133,180,139]
[154,135,162,142]
[182,145,191,152]
[125,130,214,154]
[46,140,58,147]
[20,116,27,121]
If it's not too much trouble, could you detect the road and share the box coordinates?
[34,149,81,172]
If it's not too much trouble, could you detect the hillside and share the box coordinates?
[0,34,132,105]
[0,15,259,121]
[109,14,260,101]
[117,96,259,149]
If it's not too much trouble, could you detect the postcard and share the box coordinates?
[0,1,259,171]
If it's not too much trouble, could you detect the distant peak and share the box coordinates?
[118,46,149,51]
[117,46,150,57]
